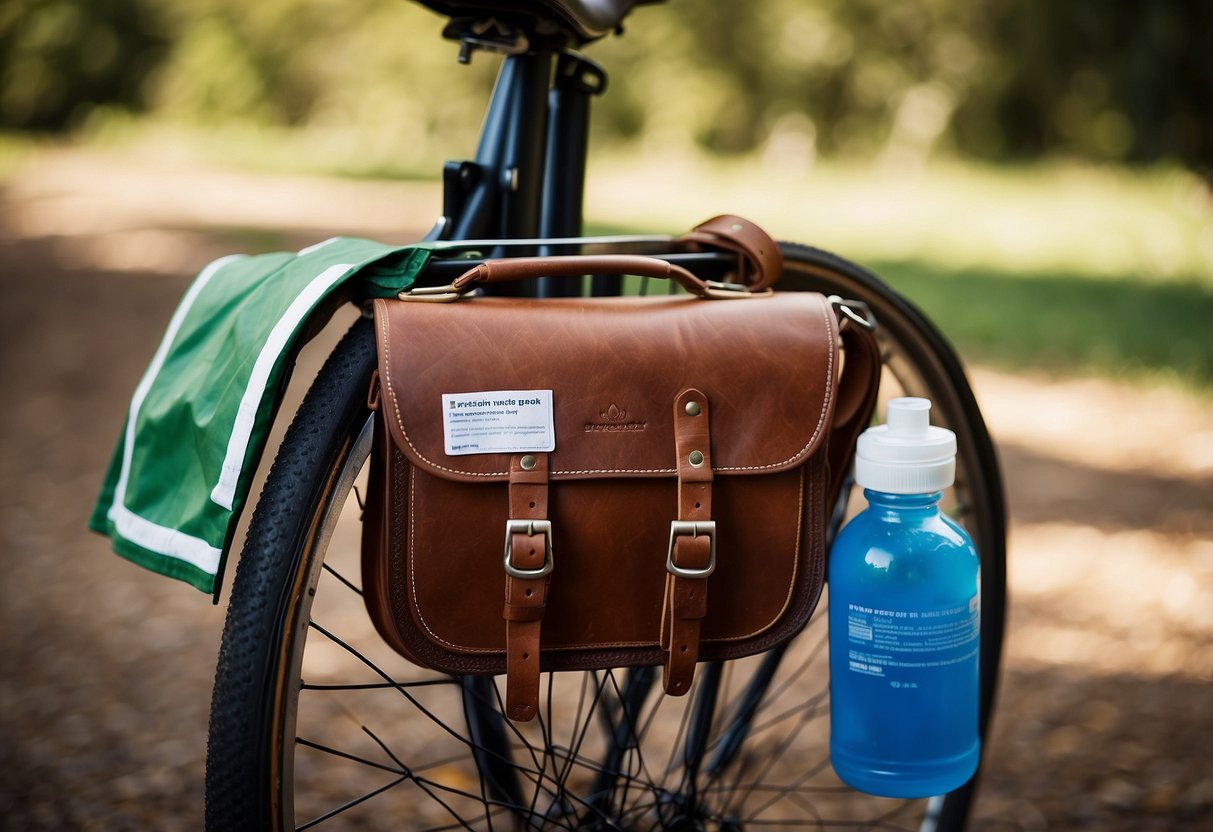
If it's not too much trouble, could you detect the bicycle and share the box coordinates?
[204,2,1007,829]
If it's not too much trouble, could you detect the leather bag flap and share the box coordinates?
[373,292,839,482]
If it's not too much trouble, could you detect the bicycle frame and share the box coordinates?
[433,46,610,297]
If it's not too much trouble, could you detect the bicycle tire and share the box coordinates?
[205,244,1007,831]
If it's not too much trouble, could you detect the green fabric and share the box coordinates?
[90,238,433,595]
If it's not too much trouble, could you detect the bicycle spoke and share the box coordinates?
[361,724,410,772]
[705,646,787,779]
[296,735,405,776]
[454,674,662,827]
[321,561,363,597]
[548,672,615,824]
[595,667,667,818]
[550,670,600,813]
[301,679,458,691]
[766,786,826,830]
[725,755,832,824]
[296,774,411,831]
[566,671,669,828]
[721,696,829,820]
[307,620,545,792]
[723,628,830,737]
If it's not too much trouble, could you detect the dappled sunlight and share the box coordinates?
[972,366,1213,682]
[1007,523,1213,678]
[971,369,1213,477]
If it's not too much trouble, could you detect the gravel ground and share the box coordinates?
[1,150,1210,830]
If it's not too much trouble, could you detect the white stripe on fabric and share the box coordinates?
[109,504,223,574]
[108,254,244,574]
[210,263,356,510]
[298,237,340,256]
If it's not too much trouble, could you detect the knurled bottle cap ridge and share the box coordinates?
[854,397,956,494]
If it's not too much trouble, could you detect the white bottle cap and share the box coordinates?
[854,398,956,494]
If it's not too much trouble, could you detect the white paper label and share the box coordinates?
[442,390,555,456]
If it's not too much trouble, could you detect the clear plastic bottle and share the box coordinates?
[828,397,980,798]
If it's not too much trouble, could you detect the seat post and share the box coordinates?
[448,51,553,243]
[538,51,607,298]
[497,49,555,243]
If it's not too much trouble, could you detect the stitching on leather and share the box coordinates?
[550,467,677,475]
[379,296,837,478]
[401,466,818,656]
[704,466,807,644]
[406,464,498,653]
[714,298,835,473]
[378,304,507,479]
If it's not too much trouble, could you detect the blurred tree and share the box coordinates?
[145,0,499,168]
[2,0,1209,173]
[595,0,1212,171]
[0,0,169,130]
[973,0,1213,169]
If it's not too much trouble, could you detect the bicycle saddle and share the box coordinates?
[413,0,661,43]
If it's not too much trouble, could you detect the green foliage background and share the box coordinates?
[3,0,1211,171]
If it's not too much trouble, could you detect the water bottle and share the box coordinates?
[828,397,980,798]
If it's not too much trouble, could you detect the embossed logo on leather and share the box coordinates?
[585,403,647,433]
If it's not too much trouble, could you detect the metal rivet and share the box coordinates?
[520,455,536,470]
[688,450,705,467]
[685,401,701,417]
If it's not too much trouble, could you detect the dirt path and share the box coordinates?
[2,150,1210,830]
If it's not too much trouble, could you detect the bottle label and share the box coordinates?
[845,596,978,682]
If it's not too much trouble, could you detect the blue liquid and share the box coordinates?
[828,490,980,798]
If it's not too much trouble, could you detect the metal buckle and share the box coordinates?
[398,284,464,303]
[503,520,554,579]
[828,295,877,331]
[666,521,717,578]
[703,280,774,300]
[705,279,748,294]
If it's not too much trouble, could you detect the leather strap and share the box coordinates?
[675,214,784,291]
[444,253,775,301]
[456,255,710,295]
[827,315,883,507]
[660,388,714,696]
[503,453,551,721]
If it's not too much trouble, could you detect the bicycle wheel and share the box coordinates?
[206,244,1006,831]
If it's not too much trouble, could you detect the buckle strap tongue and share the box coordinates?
[666,522,716,578]
[661,388,714,697]
[503,520,553,579]
[503,453,550,721]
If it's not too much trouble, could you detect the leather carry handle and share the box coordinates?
[448,255,771,299]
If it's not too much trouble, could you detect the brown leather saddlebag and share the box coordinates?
[362,249,880,721]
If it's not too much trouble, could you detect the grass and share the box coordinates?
[867,260,1212,389]
[584,151,1212,391]
[0,131,37,180]
[75,115,450,182]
